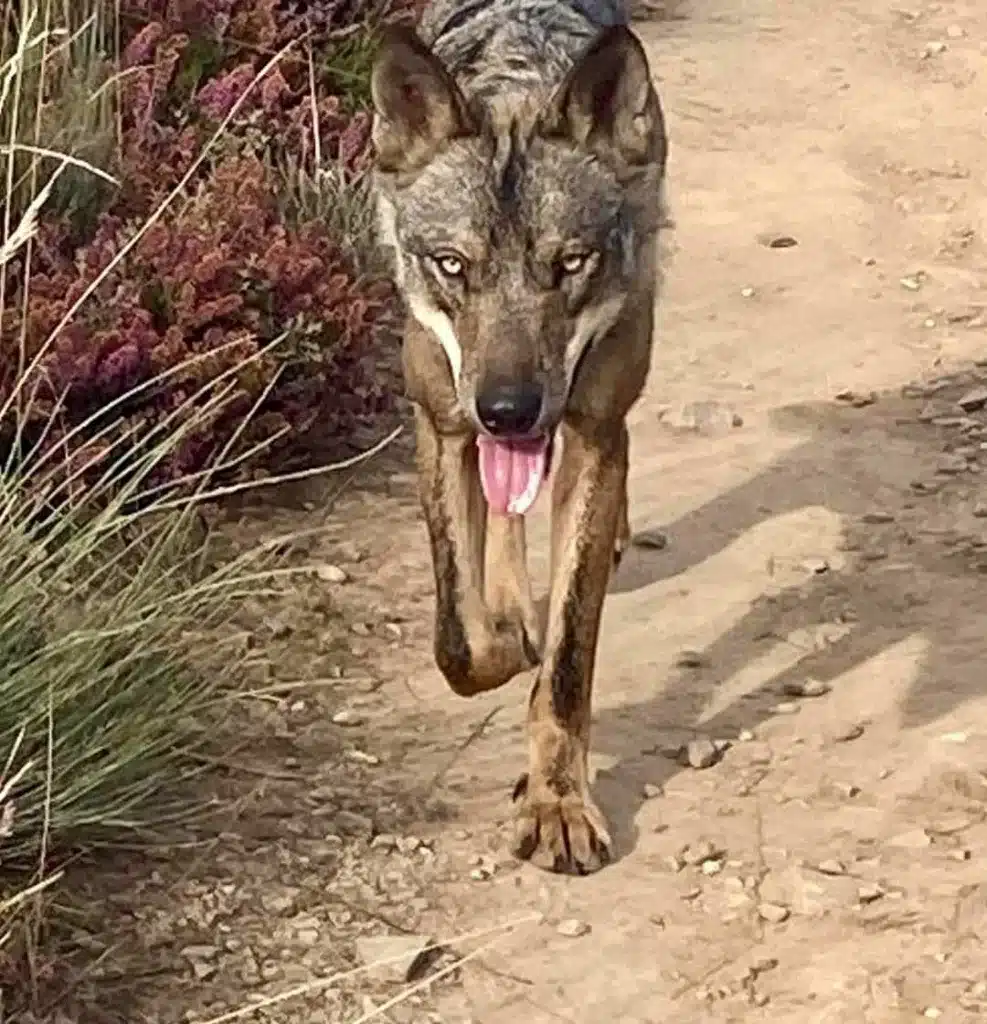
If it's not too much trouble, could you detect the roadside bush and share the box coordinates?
[0,0,413,1004]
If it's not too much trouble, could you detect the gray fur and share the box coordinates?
[371,0,668,433]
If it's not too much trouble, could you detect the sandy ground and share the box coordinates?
[49,0,987,1022]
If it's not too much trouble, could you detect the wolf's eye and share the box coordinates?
[433,253,466,279]
[560,252,591,276]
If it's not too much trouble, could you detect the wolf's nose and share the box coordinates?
[475,381,544,437]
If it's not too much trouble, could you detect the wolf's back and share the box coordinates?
[418,0,631,102]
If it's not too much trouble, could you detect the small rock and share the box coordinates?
[261,891,298,915]
[556,918,591,938]
[923,1008,942,1020]
[815,859,846,876]
[682,839,721,867]
[264,616,293,639]
[888,828,931,849]
[350,621,372,637]
[936,454,969,475]
[181,945,220,961]
[356,934,439,983]
[642,782,664,799]
[862,510,895,524]
[335,810,374,837]
[758,902,790,924]
[782,678,832,698]
[958,387,987,412]
[767,235,798,249]
[296,928,320,948]
[738,729,755,742]
[771,701,800,716]
[927,813,974,836]
[857,883,885,905]
[677,650,708,668]
[660,401,743,434]
[829,722,866,743]
[686,737,722,770]
[315,564,349,584]
[973,502,987,519]
[332,709,364,727]
[191,960,217,980]
[346,748,380,766]
[740,286,756,298]
[900,274,924,291]
[632,528,669,550]
[922,41,947,57]
[371,834,398,851]
[701,859,723,876]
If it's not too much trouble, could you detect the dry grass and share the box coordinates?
[0,2,399,1013]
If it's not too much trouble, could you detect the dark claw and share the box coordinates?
[512,773,529,802]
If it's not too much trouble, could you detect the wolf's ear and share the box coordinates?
[371,25,475,173]
[541,26,665,169]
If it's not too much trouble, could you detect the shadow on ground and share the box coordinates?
[590,375,987,858]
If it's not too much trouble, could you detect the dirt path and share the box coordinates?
[71,1,987,1022]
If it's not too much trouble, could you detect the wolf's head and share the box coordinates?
[371,22,666,514]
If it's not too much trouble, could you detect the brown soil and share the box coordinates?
[27,0,987,1021]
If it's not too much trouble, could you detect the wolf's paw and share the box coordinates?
[511,773,613,875]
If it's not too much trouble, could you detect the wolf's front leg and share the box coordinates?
[415,406,539,695]
[513,419,627,874]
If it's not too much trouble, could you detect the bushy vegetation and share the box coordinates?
[0,0,407,1004]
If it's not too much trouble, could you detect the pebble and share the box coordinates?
[757,902,790,924]
[888,828,931,849]
[642,782,664,799]
[686,737,722,769]
[682,839,721,867]
[661,401,744,434]
[632,528,669,550]
[857,883,885,905]
[829,722,866,743]
[740,286,756,298]
[738,729,755,742]
[332,709,364,727]
[861,510,895,524]
[346,748,381,766]
[936,454,969,475]
[556,918,591,938]
[923,1008,942,1020]
[355,934,438,983]
[315,563,349,584]
[927,813,973,835]
[771,701,800,716]
[815,859,846,876]
[782,678,832,698]
[958,386,987,412]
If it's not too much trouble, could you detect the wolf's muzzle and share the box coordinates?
[475,379,545,438]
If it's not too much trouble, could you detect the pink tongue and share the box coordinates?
[476,435,550,517]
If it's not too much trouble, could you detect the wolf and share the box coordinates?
[370,0,668,874]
